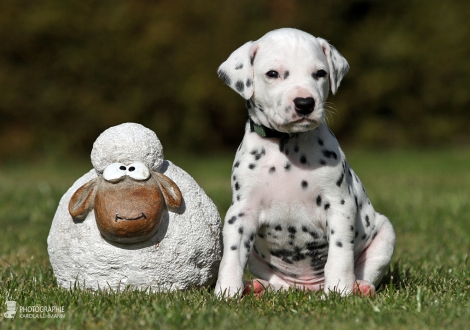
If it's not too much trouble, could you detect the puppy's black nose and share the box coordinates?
[293,97,315,116]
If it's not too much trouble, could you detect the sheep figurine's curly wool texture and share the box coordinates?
[48,123,223,292]
[91,122,164,173]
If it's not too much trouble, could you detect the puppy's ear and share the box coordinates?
[217,41,258,100]
[317,38,349,95]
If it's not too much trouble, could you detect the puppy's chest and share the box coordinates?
[233,133,342,227]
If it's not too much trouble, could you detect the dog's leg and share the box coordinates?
[354,214,396,290]
[323,205,357,295]
[215,206,258,298]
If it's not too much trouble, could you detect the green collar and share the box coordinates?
[249,118,294,139]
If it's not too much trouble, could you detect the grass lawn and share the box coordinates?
[0,148,469,329]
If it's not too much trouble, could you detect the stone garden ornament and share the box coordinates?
[48,123,222,292]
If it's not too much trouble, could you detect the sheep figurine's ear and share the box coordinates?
[217,41,258,100]
[69,178,99,221]
[153,172,183,212]
[317,38,349,95]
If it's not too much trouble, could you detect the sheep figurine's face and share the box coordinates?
[68,162,183,244]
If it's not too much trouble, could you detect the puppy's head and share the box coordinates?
[218,28,349,133]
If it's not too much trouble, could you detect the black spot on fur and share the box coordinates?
[228,216,237,224]
[248,163,256,170]
[235,63,243,70]
[269,166,276,173]
[341,199,345,205]
[284,162,292,170]
[306,241,327,250]
[258,233,265,239]
[322,149,337,160]
[239,212,245,217]
[235,80,244,93]
[318,138,324,146]
[331,229,335,235]
[251,147,266,160]
[301,180,308,189]
[309,231,320,239]
[324,203,330,210]
[217,69,231,85]
[336,241,343,247]
[244,240,251,249]
[250,53,256,65]
[246,78,252,87]
[300,155,307,164]
[336,173,344,187]
[316,195,322,206]
[361,233,367,240]
[275,225,282,231]
[288,226,297,234]
[302,226,308,232]
[365,215,370,227]
[235,182,240,190]
[231,245,237,250]
[237,194,241,201]
[234,161,240,168]
[238,227,244,234]
[350,225,354,231]
[284,71,290,79]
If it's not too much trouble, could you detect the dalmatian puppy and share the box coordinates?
[214,28,395,298]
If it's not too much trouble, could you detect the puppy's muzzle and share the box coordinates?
[294,97,315,116]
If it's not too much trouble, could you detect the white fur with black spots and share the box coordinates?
[215,28,395,298]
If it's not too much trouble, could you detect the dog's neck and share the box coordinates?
[249,118,297,139]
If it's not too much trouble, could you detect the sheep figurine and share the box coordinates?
[48,123,222,292]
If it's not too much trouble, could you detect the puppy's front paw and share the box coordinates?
[324,277,355,296]
[214,280,244,299]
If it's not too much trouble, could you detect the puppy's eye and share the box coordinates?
[103,163,127,182]
[126,162,150,181]
[266,70,280,78]
[315,69,327,78]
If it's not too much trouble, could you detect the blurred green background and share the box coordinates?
[1,0,469,160]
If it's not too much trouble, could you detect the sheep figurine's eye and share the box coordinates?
[103,163,127,182]
[126,162,150,181]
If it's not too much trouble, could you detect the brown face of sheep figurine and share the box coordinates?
[68,162,183,244]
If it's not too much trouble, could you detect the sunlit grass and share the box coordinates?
[0,148,469,329]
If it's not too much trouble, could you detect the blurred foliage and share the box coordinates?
[0,0,469,160]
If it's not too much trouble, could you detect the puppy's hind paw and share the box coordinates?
[353,280,375,297]
[242,279,271,297]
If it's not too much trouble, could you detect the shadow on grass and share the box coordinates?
[378,260,410,292]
